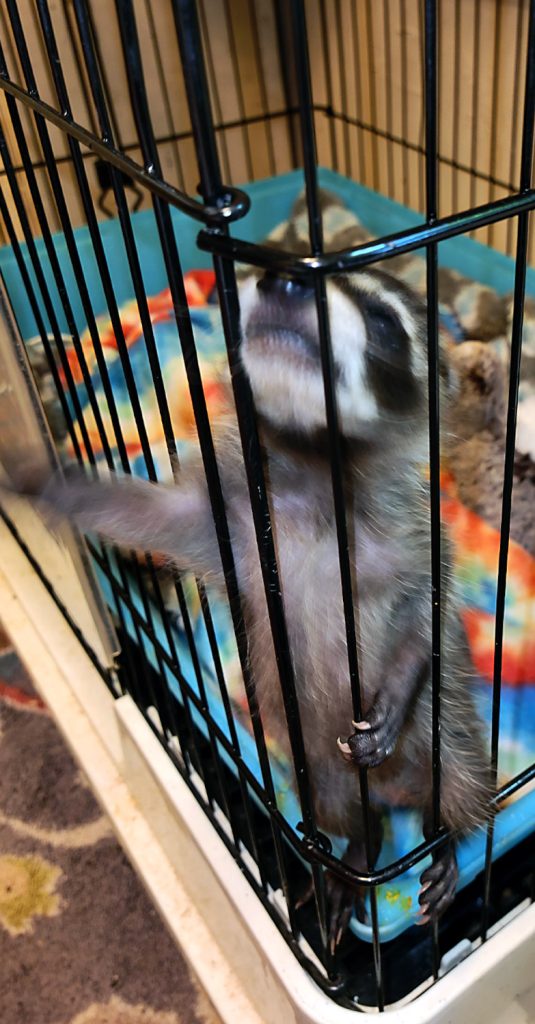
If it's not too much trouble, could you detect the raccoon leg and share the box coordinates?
[325,812,383,953]
[417,811,458,924]
[338,636,429,769]
[13,464,225,587]
[417,743,492,923]
[296,811,383,953]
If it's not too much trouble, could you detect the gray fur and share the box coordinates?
[22,257,492,938]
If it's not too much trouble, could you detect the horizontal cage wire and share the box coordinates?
[0,0,534,1013]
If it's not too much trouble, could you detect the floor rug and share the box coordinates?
[0,626,220,1024]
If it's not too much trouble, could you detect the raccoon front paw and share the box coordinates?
[337,695,403,768]
[416,842,458,924]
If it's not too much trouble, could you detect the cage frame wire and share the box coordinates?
[0,0,534,1012]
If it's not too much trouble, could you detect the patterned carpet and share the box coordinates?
[0,625,220,1024]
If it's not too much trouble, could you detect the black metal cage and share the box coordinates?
[0,0,534,1013]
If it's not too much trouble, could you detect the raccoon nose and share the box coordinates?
[257,273,313,300]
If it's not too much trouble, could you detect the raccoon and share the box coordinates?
[18,263,492,951]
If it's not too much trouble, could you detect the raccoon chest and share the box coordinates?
[260,525,398,718]
[234,495,414,749]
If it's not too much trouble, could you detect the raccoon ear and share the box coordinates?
[447,340,506,439]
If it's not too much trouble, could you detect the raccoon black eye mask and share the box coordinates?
[17,266,491,950]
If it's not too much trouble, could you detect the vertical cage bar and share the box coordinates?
[364,0,380,192]
[487,0,502,248]
[171,2,220,200]
[506,0,525,254]
[289,0,384,1004]
[349,0,366,184]
[382,0,395,198]
[417,0,426,210]
[450,0,462,215]
[220,0,254,181]
[399,0,410,208]
[424,0,442,980]
[248,0,277,178]
[482,0,535,942]
[469,0,482,216]
[424,0,441,843]
[142,0,186,189]
[317,0,338,171]
[76,0,125,150]
[196,0,232,183]
[334,0,351,177]
[271,0,300,168]
[60,0,104,140]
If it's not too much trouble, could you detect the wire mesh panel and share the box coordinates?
[0,0,534,1013]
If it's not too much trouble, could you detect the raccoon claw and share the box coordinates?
[417,843,458,923]
[327,882,356,955]
[339,696,403,768]
[296,874,364,954]
[326,875,366,954]
[295,876,314,911]
[337,736,352,760]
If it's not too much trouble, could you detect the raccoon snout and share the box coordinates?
[256,273,313,301]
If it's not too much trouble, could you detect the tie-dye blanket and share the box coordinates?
[26,193,535,941]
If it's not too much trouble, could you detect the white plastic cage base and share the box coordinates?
[0,517,534,1024]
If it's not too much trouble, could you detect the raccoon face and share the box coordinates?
[238,267,435,443]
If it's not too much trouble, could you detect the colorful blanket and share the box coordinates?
[24,191,535,940]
